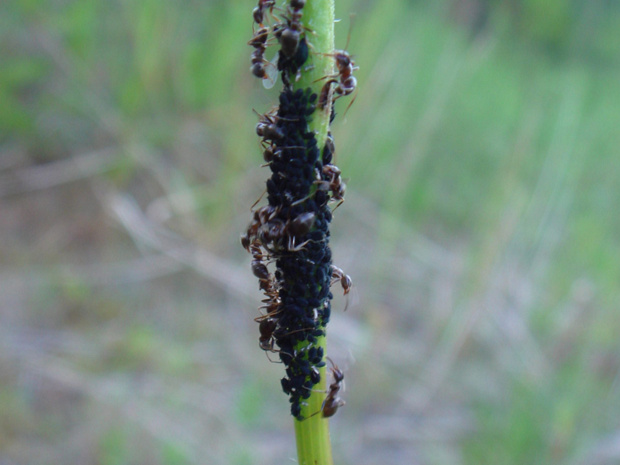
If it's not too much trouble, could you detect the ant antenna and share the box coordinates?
[343,13,356,51]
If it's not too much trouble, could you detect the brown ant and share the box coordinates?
[322,357,346,417]
[304,357,346,419]
[243,205,281,247]
[265,218,313,252]
[254,276,282,323]
[255,108,285,142]
[258,317,278,352]
[317,18,358,111]
[275,0,306,58]
[290,165,346,210]
[248,27,279,88]
[321,164,346,207]
[317,52,358,111]
[257,318,290,363]
[261,144,306,166]
[252,0,277,28]
[248,239,282,320]
[245,206,315,252]
[277,211,315,251]
[248,27,271,79]
[254,109,301,146]
[330,265,352,311]
[258,319,314,364]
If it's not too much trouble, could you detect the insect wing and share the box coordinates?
[262,54,279,89]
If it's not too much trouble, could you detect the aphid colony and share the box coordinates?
[242,0,355,420]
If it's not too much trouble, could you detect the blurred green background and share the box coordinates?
[1,0,620,464]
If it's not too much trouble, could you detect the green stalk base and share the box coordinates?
[294,338,333,465]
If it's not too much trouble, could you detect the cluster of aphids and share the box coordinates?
[243,0,356,420]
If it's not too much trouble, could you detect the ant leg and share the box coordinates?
[302,385,328,394]
[251,188,267,210]
[300,398,327,421]
[263,347,294,364]
[290,192,314,207]
[254,307,282,322]
[342,88,358,118]
[287,237,310,252]
[312,72,340,83]
[265,351,283,363]
[343,292,350,312]
[265,349,294,364]
[268,9,282,24]
[329,198,344,213]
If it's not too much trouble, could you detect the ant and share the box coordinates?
[317,18,358,111]
[280,212,316,252]
[330,265,352,310]
[290,165,345,211]
[248,27,279,88]
[254,109,301,146]
[258,319,313,363]
[277,211,317,251]
[250,240,272,281]
[248,239,282,321]
[304,357,346,418]
[255,210,315,252]
[263,213,314,252]
[255,108,285,143]
[256,278,282,323]
[317,52,358,111]
[275,0,306,58]
[258,317,279,352]
[252,0,277,28]
[243,204,281,248]
[261,143,307,165]
[321,164,346,207]
[248,27,271,80]
[322,357,346,417]
[257,318,291,363]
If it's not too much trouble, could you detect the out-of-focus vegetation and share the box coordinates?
[1,0,620,464]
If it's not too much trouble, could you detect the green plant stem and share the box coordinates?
[292,1,335,465]
[295,0,335,148]
[294,338,333,465]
